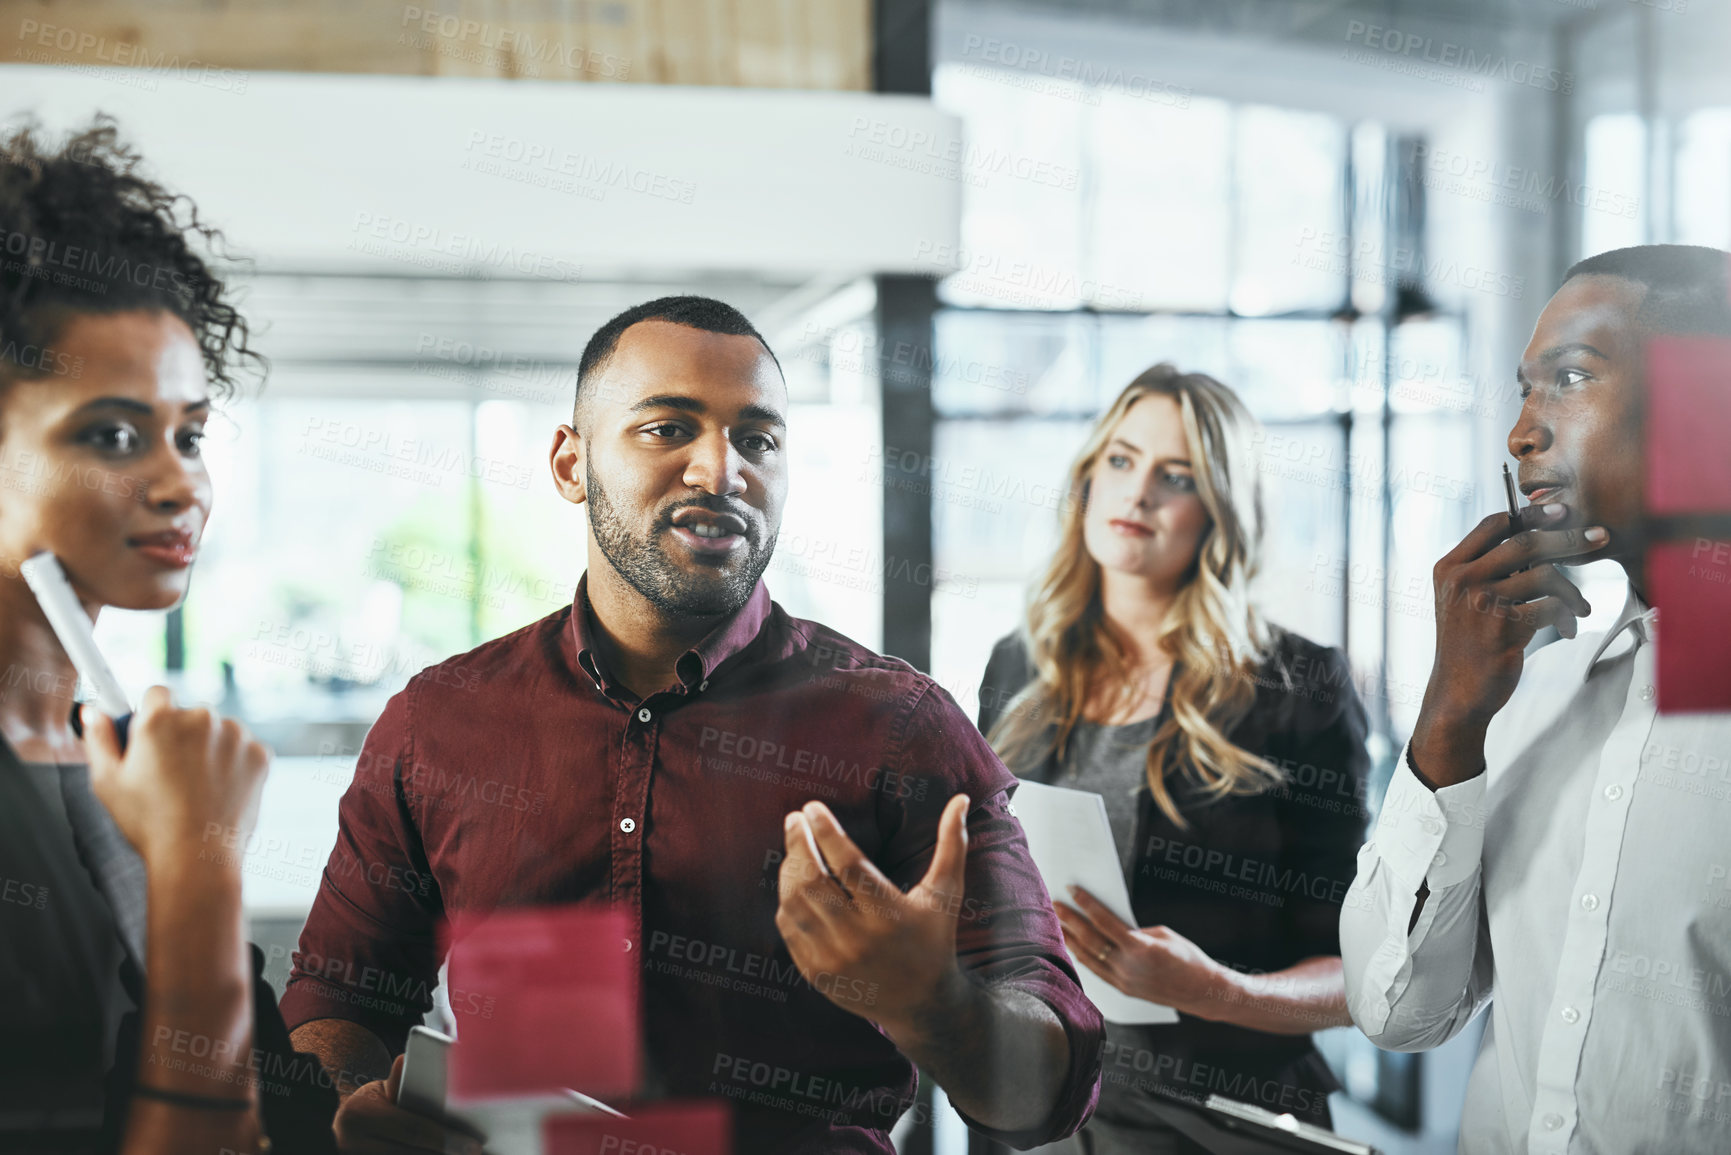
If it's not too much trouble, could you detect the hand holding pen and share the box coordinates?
[1406,468,1611,789]
[22,551,270,860]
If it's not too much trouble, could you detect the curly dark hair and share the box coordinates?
[0,115,262,397]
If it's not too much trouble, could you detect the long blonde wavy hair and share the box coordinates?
[988,364,1282,827]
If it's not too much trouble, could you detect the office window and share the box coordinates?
[1089,95,1234,312]
[927,70,1385,701]
[931,64,1481,1133]
[1231,106,1349,316]
[1675,108,1731,250]
[1581,113,1647,257]
[928,64,1088,310]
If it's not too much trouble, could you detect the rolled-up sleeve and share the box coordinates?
[279,686,443,1055]
[1340,744,1491,1051]
[880,681,1104,1149]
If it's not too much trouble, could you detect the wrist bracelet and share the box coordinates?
[133,1082,253,1112]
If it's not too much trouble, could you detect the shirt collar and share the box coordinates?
[569,572,772,698]
[1583,580,1658,678]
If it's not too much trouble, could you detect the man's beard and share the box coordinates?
[586,465,775,619]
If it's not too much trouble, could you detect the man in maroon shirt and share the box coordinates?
[282,296,1103,1153]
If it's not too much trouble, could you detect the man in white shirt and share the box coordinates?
[1341,244,1731,1155]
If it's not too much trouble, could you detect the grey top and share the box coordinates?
[1052,714,1161,884]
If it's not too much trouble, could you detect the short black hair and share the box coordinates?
[574,295,780,419]
[1562,244,1731,337]
[0,116,261,397]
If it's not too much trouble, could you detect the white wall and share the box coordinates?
[1,66,963,279]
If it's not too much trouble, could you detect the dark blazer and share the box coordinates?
[978,626,1371,1125]
[0,736,338,1155]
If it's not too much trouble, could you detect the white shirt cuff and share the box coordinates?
[1371,742,1486,890]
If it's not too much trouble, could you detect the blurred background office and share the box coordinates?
[4,0,1727,1150]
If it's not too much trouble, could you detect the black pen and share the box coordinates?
[1502,461,1520,529]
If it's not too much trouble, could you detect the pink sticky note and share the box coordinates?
[1648,540,1731,713]
[443,905,640,1100]
[1644,336,1731,515]
[1642,333,1731,712]
[544,1101,732,1155]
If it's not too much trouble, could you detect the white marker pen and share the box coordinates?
[20,551,133,745]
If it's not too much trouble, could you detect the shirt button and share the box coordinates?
[622,938,633,952]
[1640,685,1655,702]
[1432,852,1447,867]
[1604,784,1624,801]
[1421,818,1441,835]
[1560,1006,1579,1023]
[1580,893,1599,912]
[1543,1113,1563,1131]
[620,817,637,833]
[699,679,708,691]
[637,707,652,723]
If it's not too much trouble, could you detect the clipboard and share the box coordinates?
[1083,1081,1379,1155]
[1007,779,1177,1025]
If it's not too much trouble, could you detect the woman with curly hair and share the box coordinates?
[0,118,338,1155]
[979,366,1371,1153]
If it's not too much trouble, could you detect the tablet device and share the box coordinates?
[1202,1095,1380,1155]
[399,1026,626,1155]
[396,1025,453,1119]
[1008,779,1177,1025]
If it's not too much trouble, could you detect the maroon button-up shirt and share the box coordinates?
[280,578,1102,1153]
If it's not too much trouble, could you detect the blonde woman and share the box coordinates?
[980,364,1370,1152]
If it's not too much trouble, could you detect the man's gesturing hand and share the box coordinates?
[775,795,972,1032]
[1414,501,1608,787]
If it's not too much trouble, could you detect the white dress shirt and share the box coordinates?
[1341,578,1731,1154]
